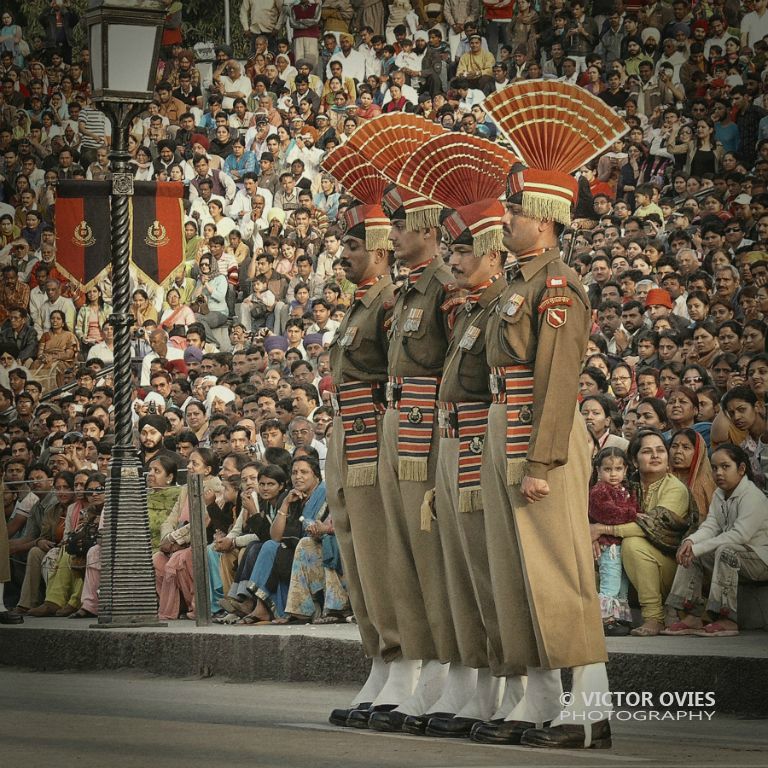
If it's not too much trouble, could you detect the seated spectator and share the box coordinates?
[591,429,692,637]
[235,455,326,623]
[664,444,768,637]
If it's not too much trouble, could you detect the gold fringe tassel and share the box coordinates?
[406,206,441,232]
[459,488,484,514]
[506,458,526,487]
[399,457,428,482]
[346,463,378,488]
[366,228,391,253]
[522,191,572,227]
[420,488,436,532]
[473,227,504,259]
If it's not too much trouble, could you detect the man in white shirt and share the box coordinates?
[704,15,731,59]
[327,32,366,83]
[314,228,344,282]
[228,173,273,223]
[140,329,184,386]
[381,69,418,105]
[188,178,225,227]
[306,298,340,338]
[742,0,768,49]
[285,133,324,177]
[35,279,76,335]
[557,57,580,85]
[453,77,485,113]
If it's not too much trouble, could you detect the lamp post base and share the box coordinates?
[98,444,164,627]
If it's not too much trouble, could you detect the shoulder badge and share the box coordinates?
[545,307,568,328]
[546,276,567,288]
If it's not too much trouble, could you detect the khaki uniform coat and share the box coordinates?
[325,276,401,660]
[436,276,522,675]
[481,248,607,670]
[378,257,461,663]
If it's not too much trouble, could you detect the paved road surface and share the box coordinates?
[1,669,766,768]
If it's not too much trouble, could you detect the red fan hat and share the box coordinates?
[484,81,629,226]
[397,133,525,258]
[346,113,445,232]
[321,144,390,251]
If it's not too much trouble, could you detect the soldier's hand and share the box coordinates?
[521,475,549,504]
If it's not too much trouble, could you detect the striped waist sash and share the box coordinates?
[334,381,385,488]
[490,365,535,486]
[438,400,489,513]
[390,375,438,482]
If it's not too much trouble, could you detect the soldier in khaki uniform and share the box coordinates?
[388,133,530,738]
[321,147,409,726]
[361,184,464,733]
[470,82,629,750]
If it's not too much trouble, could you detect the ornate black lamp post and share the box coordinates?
[86,0,166,626]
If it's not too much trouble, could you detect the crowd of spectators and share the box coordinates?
[1,0,768,631]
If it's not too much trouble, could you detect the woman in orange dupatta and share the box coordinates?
[669,428,716,521]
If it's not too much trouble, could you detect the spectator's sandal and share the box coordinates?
[69,608,97,619]
[312,615,344,625]
[660,621,701,636]
[271,615,310,625]
[694,622,739,637]
[213,612,241,624]
[237,597,273,625]
[630,621,663,637]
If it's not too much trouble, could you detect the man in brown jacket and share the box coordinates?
[473,81,628,750]
[360,185,462,732]
[422,196,527,738]
[322,150,407,726]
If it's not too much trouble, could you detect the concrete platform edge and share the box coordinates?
[1,626,765,716]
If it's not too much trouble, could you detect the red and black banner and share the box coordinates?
[131,181,185,289]
[55,180,112,290]
[55,179,185,291]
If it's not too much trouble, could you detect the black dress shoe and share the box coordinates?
[0,611,24,625]
[401,712,453,736]
[521,720,612,749]
[426,716,482,738]
[471,719,546,745]
[347,704,397,729]
[368,709,408,732]
[329,702,372,727]
[469,717,503,739]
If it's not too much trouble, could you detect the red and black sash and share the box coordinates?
[390,375,438,482]
[491,364,535,486]
[335,381,384,487]
[438,400,489,512]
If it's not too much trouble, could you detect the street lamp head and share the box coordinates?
[86,0,165,104]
